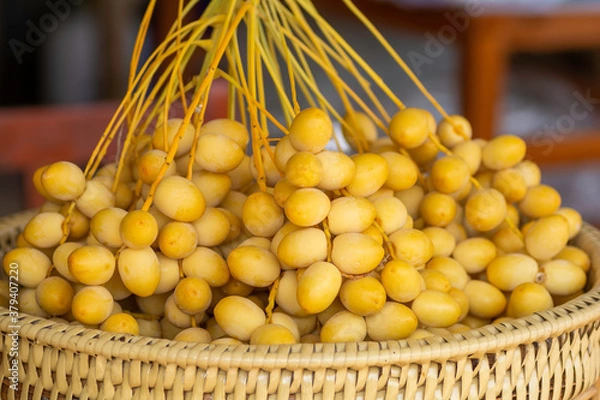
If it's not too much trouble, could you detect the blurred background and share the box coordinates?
[0,0,599,224]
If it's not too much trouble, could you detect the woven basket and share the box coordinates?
[1,210,600,400]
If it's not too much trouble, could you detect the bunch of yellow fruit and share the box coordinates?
[1,104,590,346]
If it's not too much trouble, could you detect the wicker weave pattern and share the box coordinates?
[1,211,600,400]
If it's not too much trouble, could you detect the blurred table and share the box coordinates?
[0,102,117,210]
[316,0,600,165]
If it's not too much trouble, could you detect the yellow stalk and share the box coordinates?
[265,277,280,323]
[142,0,253,211]
[103,17,223,185]
[294,0,404,111]
[276,27,387,134]
[214,71,289,134]
[283,0,356,129]
[338,0,467,139]
[230,32,267,191]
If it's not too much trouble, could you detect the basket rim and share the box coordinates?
[1,210,599,370]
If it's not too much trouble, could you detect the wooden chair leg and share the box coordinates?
[461,17,510,140]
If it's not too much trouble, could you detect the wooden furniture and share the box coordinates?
[316,0,600,165]
[0,102,117,210]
